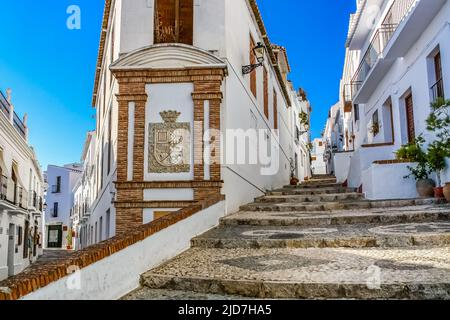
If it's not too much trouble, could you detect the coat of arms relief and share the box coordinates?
[149,110,191,173]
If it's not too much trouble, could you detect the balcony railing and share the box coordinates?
[343,84,358,112]
[51,185,61,194]
[13,112,26,139]
[431,78,445,102]
[50,208,58,218]
[351,0,416,98]
[0,91,10,118]
[0,175,7,200]
[0,91,27,139]
[1,176,43,213]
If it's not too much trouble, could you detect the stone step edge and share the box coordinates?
[141,274,450,300]
[255,193,364,202]
[240,199,444,211]
[220,211,450,226]
[191,234,450,249]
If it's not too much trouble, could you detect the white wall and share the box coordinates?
[362,163,418,200]
[21,201,226,300]
[334,152,354,183]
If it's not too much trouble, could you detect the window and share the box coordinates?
[431,51,444,101]
[17,226,23,246]
[105,209,111,239]
[100,138,104,190]
[52,202,59,218]
[154,0,193,45]
[99,216,103,242]
[110,25,115,65]
[107,109,112,175]
[263,67,269,118]
[354,104,360,122]
[250,36,257,98]
[372,110,380,137]
[95,222,98,244]
[405,94,415,143]
[103,72,107,116]
[110,25,115,87]
[273,89,278,130]
[53,176,61,193]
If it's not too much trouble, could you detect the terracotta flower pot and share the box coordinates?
[434,187,444,199]
[290,177,299,186]
[443,183,450,202]
[416,179,435,198]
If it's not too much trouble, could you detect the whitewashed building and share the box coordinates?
[311,138,327,175]
[322,102,345,175]
[74,0,311,243]
[0,89,44,281]
[331,0,450,199]
[71,131,100,249]
[43,164,82,249]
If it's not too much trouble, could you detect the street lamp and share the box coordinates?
[242,42,266,74]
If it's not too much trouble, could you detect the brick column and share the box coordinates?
[192,81,223,200]
[115,82,148,234]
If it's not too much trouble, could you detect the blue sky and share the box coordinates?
[0,0,355,169]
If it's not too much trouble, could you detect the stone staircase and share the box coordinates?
[123,175,450,300]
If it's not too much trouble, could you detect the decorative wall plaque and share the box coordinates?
[149,110,191,173]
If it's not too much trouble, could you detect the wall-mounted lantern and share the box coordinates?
[242,42,266,75]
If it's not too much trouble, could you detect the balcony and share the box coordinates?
[0,175,28,213]
[346,0,386,50]
[431,78,445,102]
[351,0,446,104]
[0,175,7,201]
[343,84,358,113]
[28,191,43,212]
[0,91,27,140]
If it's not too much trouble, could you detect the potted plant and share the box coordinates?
[427,141,447,198]
[289,158,299,186]
[396,136,435,198]
[369,121,380,136]
[426,97,450,200]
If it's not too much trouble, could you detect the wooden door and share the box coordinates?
[405,94,415,143]
[47,225,63,248]
[434,52,442,81]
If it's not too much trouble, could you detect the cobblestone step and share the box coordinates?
[240,198,441,212]
[191,222,450,249]
[255,193,364,203]
[221,205,450,227]
[140,247,450,299]
[122,288,248,300]
[283,182,341,189]
[269,187,357,196]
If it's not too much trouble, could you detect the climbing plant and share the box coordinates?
[299,111,310,129]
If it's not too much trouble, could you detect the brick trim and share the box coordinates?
[114,201,196,209]
[115,180,223,189]
[373,159,414,165]
[361,142,394,148]
[0,195,225,301]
